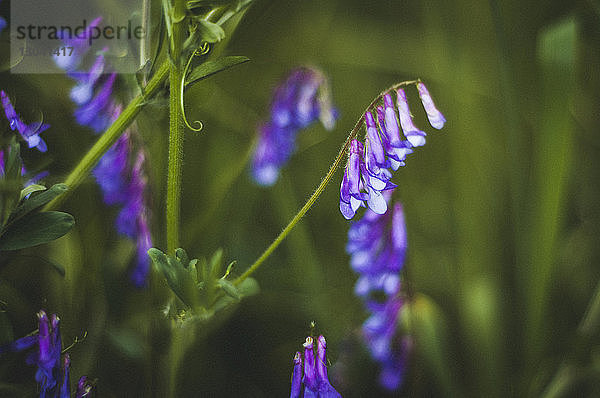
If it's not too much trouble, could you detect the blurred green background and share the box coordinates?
[1,0,599,396]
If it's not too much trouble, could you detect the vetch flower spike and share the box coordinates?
[289,335,342,398]
[338,80,445,219]
[0,310,92,397]
[347,193,412,391]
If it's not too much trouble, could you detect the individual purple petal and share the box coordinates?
[74,73,116,133]
[0,334,38,354]
[315,336,342,397]
[290,352,303,398]
[294,74,320,128]
[383,94,402,146]
[417,82,446,129]
[396,89,426,147]
[366,186,387,215]
[36,310,59,394]
[1,90,19,130]
[302,337,318,393]
[365,111,386,166]
[131,213,152,288]
[339,169,358,220]
[347,140,369,201]
[69,53,106,105]
[391,203,407,255]
[376,106,413,171]
[93,133,129,205]
[59,354,71,398]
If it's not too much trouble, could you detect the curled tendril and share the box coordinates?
[180,43,211,133]
[61,330,88,353]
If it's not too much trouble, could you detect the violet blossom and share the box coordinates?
[0,310,93,397]
[290,335,342,398]
[53,20,153,287]
[347,194,412,391]
[1,90,49,152]
[339,83,444,220]
[252,67,337,186]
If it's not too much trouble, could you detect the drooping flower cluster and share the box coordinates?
[1,90,49,152]
[252,67,337,186]
[290,335,342,398]
[347,193,412,391]
[53,18,152,287]
[339,82,445,219]
[0,310,94,397]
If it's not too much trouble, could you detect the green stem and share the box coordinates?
[233,80,418,285]
[43,61,170,211]
[167,63,184,255]
[166,0,187,255]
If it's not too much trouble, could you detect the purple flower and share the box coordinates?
[251,67,338,186]
[117,150,152,288]
[347,196,411,391]
[93,132,129,205]
[57,23,154,287]
[53,17,102,72]
[76,376,93,397]
[290,335,342,398]
[417,82,446,129]
[339,82,445,219]
[74,72,117,133]
[1,90,49,152]
[396,89,426,147]
[69,53,107,105]
[0,310,92,397]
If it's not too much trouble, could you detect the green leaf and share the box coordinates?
[196,19,225,43]
[7,184,69,226]
[19,184,46,201]
[185,56,249,88]
[208,249,223,281]
[175,247,190,268]
[4,139,22,182]
[0,211,75,251]
[149,248,198,309]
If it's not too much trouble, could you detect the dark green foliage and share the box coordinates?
[148,247,259,321]
[0,140,74,252]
